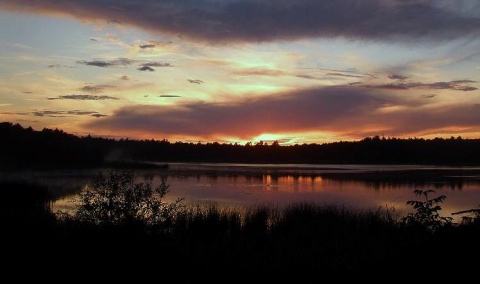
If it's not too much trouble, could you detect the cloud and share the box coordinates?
[18,110,109,118]
[188,79,204,84]
[139,40,173,49]
[137,66,155,72]
[76,58,134,68]
[233,68,286,77]
[159,95,181,98]
[91,113,109,118]
[422,94,437,99]
[79,84,114,93]
[139,44,156,49]
[120,75,129,80]
[325,72,364,79]
[84,86,387,139]
[83,85,480,140]
[366,80,478,91]
[47,95,119,100]
[2,0,479,43]
[137,62,173,71]
[141,62,172,68]
[48,64,74,68]
[388,74,408,80]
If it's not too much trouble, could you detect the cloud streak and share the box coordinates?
[77,58,134,68]
[2,0,479,43]
[47,95,119,100]
[84,85,480,140]
[365,80,478,92]
[2,110,107,118]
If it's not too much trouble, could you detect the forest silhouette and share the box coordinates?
[2,121,480,170]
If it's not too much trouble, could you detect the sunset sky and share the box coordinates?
[1,0,479,145]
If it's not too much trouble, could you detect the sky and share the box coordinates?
[0,0,479,145]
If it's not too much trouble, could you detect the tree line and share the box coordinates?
[2,121,480,170]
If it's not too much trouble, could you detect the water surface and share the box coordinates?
[4,163,480,222]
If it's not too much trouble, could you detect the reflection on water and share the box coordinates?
[2,163,480,222]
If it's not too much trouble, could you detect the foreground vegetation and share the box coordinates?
[3,170,480,281]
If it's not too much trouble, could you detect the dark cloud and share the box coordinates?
[48,64,73,68]
[188,79,204,84]
[137,62,172,71]
[47,95,119,100]
[91,113,108,118]
[325,72,364,79]
[80,84,114,93]
[139,40,173,49]
[422,94,437,99]
[120,75,129,80]
[84,86,387,138]
[84,85,480,140]
[3,0,479,43]
[366,80,478,91]
[24,110,108,118]
[33,110,66,117]
[139,44,156,49]
[76,58,134,68]
[141,62,172,67]
[137,66,155,72]
[388,74,408,80]
[159,95,181,98]
[296,74,323,80]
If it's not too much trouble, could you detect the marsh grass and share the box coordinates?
[3,171,480,281]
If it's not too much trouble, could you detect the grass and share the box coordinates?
[2,172,480,282]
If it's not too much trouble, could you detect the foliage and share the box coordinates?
[71,169,183,227]
[401,189,453,231]
[452,206,480,225]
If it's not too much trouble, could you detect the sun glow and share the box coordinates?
[253,133,283,143]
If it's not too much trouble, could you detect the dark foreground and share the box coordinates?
[2,175,480,282]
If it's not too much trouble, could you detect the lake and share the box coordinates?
[4,162,480,222]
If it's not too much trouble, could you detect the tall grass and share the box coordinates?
[3,171,480,281]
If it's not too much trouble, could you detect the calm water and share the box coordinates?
[4,162,480,222]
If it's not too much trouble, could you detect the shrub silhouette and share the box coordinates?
[401,189,453,232]
[71,169,182,227]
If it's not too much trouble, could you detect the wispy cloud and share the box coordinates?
[137,62,172,71]
[139,44,155,49]
[48,64,74,69]
[365,80,478,92]
[159,95,181,98]
[388,74,408,80]
[139,40,173,49]
[3,0,479,43]
[188,79,204,84]
[325,72,365,79]
[47,95,119,100]
[0,110,105,118]
[76,58,134,68]
[233,68,285,77]
[3,109,109,118]
[79,84,114,93]
[137,66,155,72]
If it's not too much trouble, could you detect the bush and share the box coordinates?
[401,189,453,232]
[66,169,183,228]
